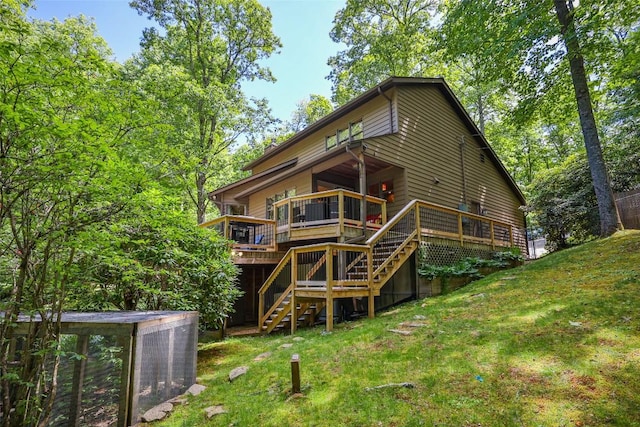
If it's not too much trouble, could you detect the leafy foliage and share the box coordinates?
[69,191,241,330]
[129,0,281,223]
[0,7,243,424]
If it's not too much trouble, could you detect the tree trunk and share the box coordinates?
[196,170,207,224]
[553,0,623,236]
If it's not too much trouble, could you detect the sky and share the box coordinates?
[29,0,345,124]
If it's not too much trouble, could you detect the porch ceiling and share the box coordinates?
[320,154,395,179]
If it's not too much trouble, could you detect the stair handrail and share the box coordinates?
[366,200,419,246]
[258,248,294,327]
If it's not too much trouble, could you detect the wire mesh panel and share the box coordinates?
[419,204,459,236]
[131,316,198,421]
[4,311,198,427]
[295,249,327,283]
[371,207,415,273]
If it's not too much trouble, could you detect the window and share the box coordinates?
[326,134,337,149]
[368,179,394,202]
[350,120,363,140]
[325,119,363,150]
[337,127,350,145]
[266,188,296,219]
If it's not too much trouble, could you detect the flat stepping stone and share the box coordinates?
[185,383,206,396]
[293,337,305,341]
[254,351,272,361]
[229,366,248,382]
[365,382,415,391]
[142,402,173,422]
[388,329,413,336]
[399,322,428,328]
[205,405,227,419]
[280,343,294,349]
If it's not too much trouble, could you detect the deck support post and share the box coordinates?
[290,290,297,334]
[368,289,375,319]
[326,246,334,332]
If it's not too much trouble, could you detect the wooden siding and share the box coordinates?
[363,89,397,138]
[385,85,524,229]
[251,93,396,175]
[247,173,312,219]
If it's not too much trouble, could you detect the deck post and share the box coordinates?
[290,289,296,334]
[490,221,495,249]
[367,247,374,318]
[415,203,421,243]
[509,225,514,247]
[325,246,334,332]
[258,293,264,332]
[458,213,464,247]
[291,252,298,334]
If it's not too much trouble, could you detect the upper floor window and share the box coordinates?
[325,120,363,150]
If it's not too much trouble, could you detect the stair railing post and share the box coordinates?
[258,292,264,331]
[415,202,421,244]
[367,246,375,318]
[490,220,495,249]
[291,249,298,334]
[325,245,334,331]
[509,225,514,247]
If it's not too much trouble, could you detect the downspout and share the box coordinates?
[377,87,394,133]
[345,143,367,237]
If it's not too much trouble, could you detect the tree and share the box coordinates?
[0,8,144,426]
[552,0,621,236]
[68,190,241,330]
[288,94,334,132]
[328,0,441,105]
[129,0,281,224]
[442,0,636,236]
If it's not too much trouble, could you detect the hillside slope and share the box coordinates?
[159,230,640,427]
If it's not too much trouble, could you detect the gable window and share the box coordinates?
[326,134,337,149]
[337,127,350,145]
[325,119,363,150]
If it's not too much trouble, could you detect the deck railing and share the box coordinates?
[259,199,523,332]
[273,189,387,240]
[258,243,370,329]
[199,215,276,251]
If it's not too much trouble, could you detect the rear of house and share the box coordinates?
[204,77,527,331]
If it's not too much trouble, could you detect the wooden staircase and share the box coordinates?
[258,199,517,334]
[259,201,421,334]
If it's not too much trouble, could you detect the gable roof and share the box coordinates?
[218,77,526,205]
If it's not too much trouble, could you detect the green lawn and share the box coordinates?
[155,230,640,426]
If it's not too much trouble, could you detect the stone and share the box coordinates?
[388,329,413,336]
[169,397,188,405]
[254,351,272,361]
[365,382,415,391]
[414,315,427,320]
[229,366,248,382]
[293,336,305,342]
[204,405,227,419]
[141,402,173,422]
[400,322,427,328]
[280,343,294,349]
[186,383,206,396]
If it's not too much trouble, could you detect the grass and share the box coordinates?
[154,230,640,426]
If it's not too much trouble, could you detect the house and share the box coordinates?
[202,77,527,334]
